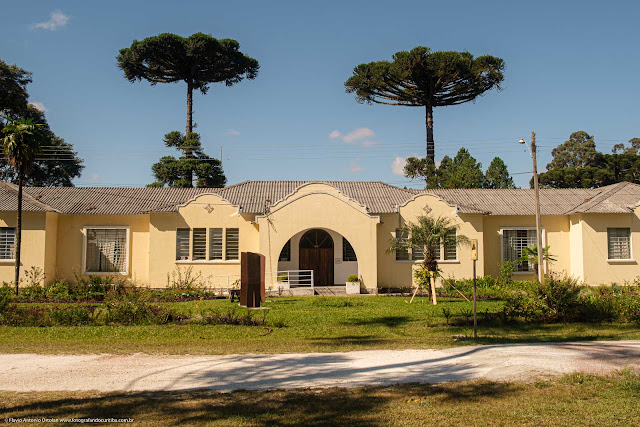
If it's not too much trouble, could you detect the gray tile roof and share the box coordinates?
[423,188,596,215]
[0,180,638,216]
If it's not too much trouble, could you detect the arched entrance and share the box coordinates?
[299,229,334,286]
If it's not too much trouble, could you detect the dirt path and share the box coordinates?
[1,341,638,392]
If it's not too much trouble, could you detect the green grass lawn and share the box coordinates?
[1,296,639,355]
[2,370,639,426]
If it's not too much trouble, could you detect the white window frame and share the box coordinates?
[0,227,16,263]
[82,226,130,275]
[607,227,634,263]
[500,226,546,274]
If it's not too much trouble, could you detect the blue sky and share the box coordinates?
[2,0,639,188]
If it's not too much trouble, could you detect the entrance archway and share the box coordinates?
[299,229,334,286]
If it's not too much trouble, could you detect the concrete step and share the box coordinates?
[314,286,347,296]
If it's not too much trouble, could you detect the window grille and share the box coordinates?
[412,244,424,261]
[85,228,127,273]
[176,228,190,260]
[0,227,15,260]
[226,228,239,260]
[343,237,357,261]
[209,228,223,260]
[192,228,207,260]
[395,229,409,261]
[443,230,457,260]
[279,239,291,262]
[502,229,536,272]
[608,228,631,259]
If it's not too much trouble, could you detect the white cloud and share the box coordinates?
[343,128,375,143]
[31,10,70,31]
[226,129,240,136]
[348,159,363,173]
[328,129,342,139]
[391,156,407,176]
[329,128,380,147]
[89,173,100,182]
[29,102,47,112]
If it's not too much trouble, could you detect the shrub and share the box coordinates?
[104,287,153,324]
[347,274,359,283]
[49,306,92,326]
[0,284,12,315]
[24,266,45,286]
[499,261,515,285]
[534,275,581,320]
[167,266,203,290]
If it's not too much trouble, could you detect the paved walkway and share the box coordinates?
[1,341,639,392]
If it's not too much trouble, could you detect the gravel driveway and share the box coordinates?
[1,340,639,392]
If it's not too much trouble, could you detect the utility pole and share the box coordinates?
[531,132,544,283]
[519,132,544,283]
[520,132,544,282]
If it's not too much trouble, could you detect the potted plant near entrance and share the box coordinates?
[346,274,360,294]
[276,273,290,290]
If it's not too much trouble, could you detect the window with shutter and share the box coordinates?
[192,228,207,260]
[0,227,15,260]
[176,228,190,260]
[608,228,631,260]
[226,228,239,260]
[502,229,537,272]
[209,228,223,260]
[395,229,409,261]
[85,228,128,273]
[443,230,457,260]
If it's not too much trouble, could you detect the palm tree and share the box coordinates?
[387,214,469,305]
[517,245,556,278]
[1,118,45,294]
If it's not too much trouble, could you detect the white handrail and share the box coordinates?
[205,270,314,290]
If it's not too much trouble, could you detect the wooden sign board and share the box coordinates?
[470,239,478,261]
[240,252,265,308]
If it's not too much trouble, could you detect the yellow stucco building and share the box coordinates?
[1,180,639,291]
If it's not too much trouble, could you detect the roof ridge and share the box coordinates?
[567,181,633,214]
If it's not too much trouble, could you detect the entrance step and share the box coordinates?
[314,286,347,296]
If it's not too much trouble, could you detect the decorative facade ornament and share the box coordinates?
[423,205,432,214]
[204,204,215,214]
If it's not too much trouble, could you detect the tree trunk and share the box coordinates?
[14,163,23,295]
[186,81,194,186]
[429,272,437,305]
[426,104,434,161]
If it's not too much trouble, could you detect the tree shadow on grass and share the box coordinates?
[344,316,412,328]
[2,381,519,426]
[308,334,392,347]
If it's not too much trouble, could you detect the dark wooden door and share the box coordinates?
[300,247,334,286]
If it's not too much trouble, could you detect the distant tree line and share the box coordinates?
[538,131,640,188]
[404,148,515,189]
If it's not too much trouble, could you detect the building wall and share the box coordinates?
[569,214,585,282]
[54,214,150,283]
[257,183,379,291]
[0,211,47,285]
[482,215,571,281]
[6,189,640,289]
[376,195,484,289]
[580,212,640,284]
[148,194,260,288]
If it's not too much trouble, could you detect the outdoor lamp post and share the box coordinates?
[519,132,544,283]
